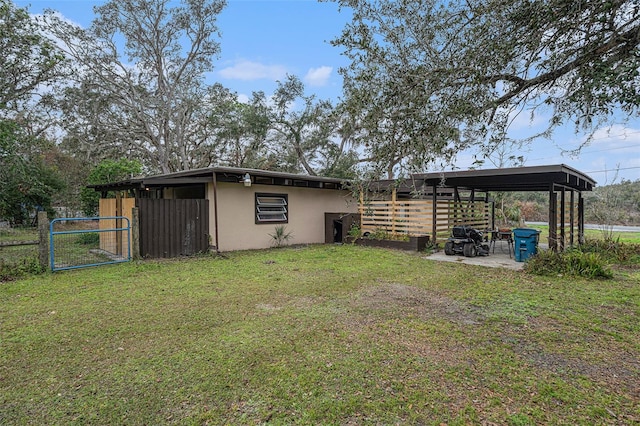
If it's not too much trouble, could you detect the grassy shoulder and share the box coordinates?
[1,245,638,425]
[525,224,640,245]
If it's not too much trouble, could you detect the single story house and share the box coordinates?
[91,167,357,257]
[92,163,595,258]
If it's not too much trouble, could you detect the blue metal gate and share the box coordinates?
[50,217,131,271]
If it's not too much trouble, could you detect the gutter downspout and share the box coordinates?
[212,171,220,253]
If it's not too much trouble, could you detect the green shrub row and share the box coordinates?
[579,238,640,264]
[525,237,640,279]
[524,249,613,279]
[0,257,46,282]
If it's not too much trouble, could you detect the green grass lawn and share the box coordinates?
[1,245,639,425]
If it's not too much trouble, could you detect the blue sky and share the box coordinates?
[14,0,640,183]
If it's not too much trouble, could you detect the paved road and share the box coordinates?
[526,222,640,233]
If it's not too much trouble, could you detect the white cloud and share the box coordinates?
[303,66,332,87]
[587,124,640,153]
[218,60,287,81]
[236,93,250,104]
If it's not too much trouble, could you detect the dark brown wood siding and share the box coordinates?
[138,199,209,258]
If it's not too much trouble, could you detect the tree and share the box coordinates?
[208,86,272,170]
[0,0,66,111]
[1,0,68,142]
[0,2,68,223]
[46,0,227,174]
[0,120,64,224]
[268,75,359,177]
[331,0,640,176]
[585,173,640,234]
[338,64,462,178]
[80,159,142,216]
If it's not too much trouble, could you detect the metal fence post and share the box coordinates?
[37,211,49,270]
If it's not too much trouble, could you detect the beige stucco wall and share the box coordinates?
[206,182,357,251]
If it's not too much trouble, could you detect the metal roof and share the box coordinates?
[412,164,596,192]
[89,166,349,192]
[90,164,595,194]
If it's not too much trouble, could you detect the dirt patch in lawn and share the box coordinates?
[337,283,483,366]
[525,347,639,397]
[349,282,483,326]
[345,283,640,399]
[505,317,640,398]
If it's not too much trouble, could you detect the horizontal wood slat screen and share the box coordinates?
[360,199,491,242]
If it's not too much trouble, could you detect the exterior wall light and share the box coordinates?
[243,173,252,187]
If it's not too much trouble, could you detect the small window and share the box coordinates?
[255,193,288,224]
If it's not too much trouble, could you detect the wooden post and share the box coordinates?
[491,199,495,231]
[391,187,397,235]
[486,191,494,231]
[37,211,49,270]
[453,187,460,225]
[469,189,475,226]
[116,191,122,255]
[359,190,364,233]
[431,184,437,244]
[131,207,140,259]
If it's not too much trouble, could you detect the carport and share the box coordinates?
[411,164,596,251]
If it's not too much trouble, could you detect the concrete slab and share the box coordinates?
[423,242,525,271]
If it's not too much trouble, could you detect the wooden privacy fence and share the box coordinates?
[99,198,135,256]
[360,199,491,242]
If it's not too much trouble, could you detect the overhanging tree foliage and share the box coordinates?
[80,158,142,216]
[210,75,359,178]
[208,86,273,170]
[331,0,640,177]
[269,75,359,178]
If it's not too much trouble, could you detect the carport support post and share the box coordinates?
[548,184,558,251]
[578,193,585,244]
[37,211,49,270]
[569,190,575,247]
[487,192,495,231]
[560,188,565,251]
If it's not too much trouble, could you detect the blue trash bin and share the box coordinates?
[513,228,541,262]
